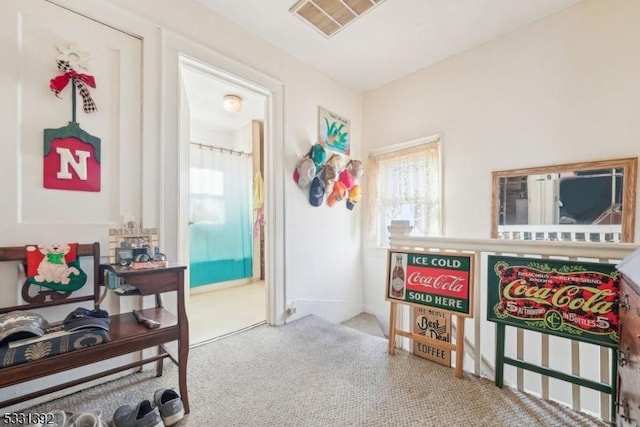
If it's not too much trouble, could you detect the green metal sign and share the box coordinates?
[487,255,620,348]
[386,251,473,317]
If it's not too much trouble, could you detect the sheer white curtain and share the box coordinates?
[189,145,253,286]
[368,140,441,246]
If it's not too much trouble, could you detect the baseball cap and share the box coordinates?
[346,160,364,180]
[326,154,344,171]
[346,184,362,210]
[338,169,355,190]
[309,176,326,207]
[0,310,50,344]
[327,181,347,207]
[295,157,316,189]
[310,143,327,169]
[63,307,110,332]
[321,164,338,189]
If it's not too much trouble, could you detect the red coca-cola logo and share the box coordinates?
[406,266,468,298]
[494,264,619,335]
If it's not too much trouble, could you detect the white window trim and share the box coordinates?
[369,134,440,156]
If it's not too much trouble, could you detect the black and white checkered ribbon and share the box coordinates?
[52,60,97,113]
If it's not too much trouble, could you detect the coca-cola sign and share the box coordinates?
[487,255,620,348]
[386,251,473,316]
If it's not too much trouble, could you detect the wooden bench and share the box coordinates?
[0,243,190,413]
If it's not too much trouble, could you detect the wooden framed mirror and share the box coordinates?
[491,157,637,242]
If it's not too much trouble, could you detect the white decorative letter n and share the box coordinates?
[56,147,90,180]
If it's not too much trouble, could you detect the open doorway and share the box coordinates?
[179,56,267,345]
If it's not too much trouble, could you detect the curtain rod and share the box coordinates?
[190,142,252,158]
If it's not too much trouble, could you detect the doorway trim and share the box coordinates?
[164,31,285,326]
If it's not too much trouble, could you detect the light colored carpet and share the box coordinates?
[341,312,386,338]
[23,315,604,426]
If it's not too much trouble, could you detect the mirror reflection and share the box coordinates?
[491,158,637,242]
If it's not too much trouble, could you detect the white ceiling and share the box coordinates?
[181,60,266,134]
[197,0,582,93]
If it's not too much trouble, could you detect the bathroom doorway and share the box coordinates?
[179,56,267,345]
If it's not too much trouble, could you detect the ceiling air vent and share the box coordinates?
[290,0,387,38]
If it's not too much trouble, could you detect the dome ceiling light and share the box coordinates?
[222,94,243,113]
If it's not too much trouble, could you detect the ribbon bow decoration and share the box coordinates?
[49,60,97,113]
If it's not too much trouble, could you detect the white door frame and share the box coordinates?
[164,31,285,326]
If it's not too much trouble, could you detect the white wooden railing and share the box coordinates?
[497,224,622,243]
[389,225,637,423]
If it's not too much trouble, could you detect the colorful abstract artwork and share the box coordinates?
[318,106,350,155]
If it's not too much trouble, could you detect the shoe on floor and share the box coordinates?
[112,400,163,427]
[66,411,99,427]
[66,409,107,427]
[153,388,185,426]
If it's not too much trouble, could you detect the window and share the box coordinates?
[368,137,441,247]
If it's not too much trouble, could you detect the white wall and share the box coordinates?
[190,120,235,148]
[362,0,640,323]
[101,0,364,323]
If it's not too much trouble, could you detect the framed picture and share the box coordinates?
[318,106,350,155]
[114,247,134,264]
[108,227,159,263]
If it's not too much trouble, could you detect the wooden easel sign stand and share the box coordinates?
[386,250,474,379]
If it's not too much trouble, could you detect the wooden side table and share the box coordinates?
[99,264,190,413]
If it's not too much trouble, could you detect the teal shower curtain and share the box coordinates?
[189,145,253,287]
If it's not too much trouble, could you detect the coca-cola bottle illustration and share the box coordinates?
[391,255,405,297]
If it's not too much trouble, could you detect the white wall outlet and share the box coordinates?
[286,306,297,316]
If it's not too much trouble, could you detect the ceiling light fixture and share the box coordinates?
[222,94,243,113]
